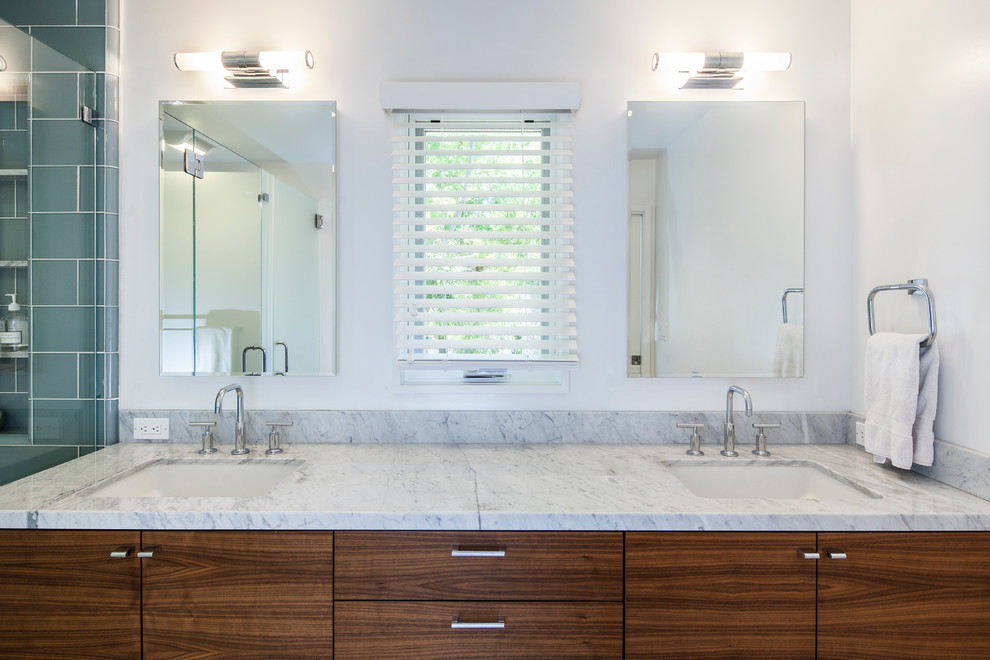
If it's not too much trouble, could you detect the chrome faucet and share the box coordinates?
[215,384,249,455]
[721,386,753,457]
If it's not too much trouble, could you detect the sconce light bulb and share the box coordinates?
[741,52,791,72]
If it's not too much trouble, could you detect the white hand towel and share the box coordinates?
[863,333,939,469]
[912,341,939,466]
[772,323,803,377]
[195,327,233,373]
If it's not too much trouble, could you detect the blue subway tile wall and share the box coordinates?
[0,1,119,485]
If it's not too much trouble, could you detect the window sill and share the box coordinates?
[393,364,570,394]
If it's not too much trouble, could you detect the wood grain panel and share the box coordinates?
[0,529,141,659]
[334,531,622,601]
[625,532,817,659]
[818,532,990,660]
[335,600,622,659]
[142,530,332,659]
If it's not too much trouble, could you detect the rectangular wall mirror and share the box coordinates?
[627,101,804,378]
[159,100,336,376]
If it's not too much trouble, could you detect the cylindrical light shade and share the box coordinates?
[173,51,223,71]
[652,51,791,74]
[742,52,791,72]
[258,50,314,70]
[174,50,314,72]
[652,52,707,73]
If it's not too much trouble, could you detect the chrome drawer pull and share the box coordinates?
[799,550,821,560]
[451,545,506,558]
[109,546,134,559]
[826,549,848,559]
[137,547,159,559]
[451,616,505,630]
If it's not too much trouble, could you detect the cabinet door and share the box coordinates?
[818,532,990,659]
[0,530,141,659]
[335,531,622,601]
[335,601,622,659]
[626,532,817,659]
[141,530,332,659]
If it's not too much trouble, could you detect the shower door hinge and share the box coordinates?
[631,355,642,366]
[258,193,270,203]
[184,149,204,179]
[80,105,97,126]
[315,214,324,229]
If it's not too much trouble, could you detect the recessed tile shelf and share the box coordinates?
[0,169,28,177]
[0,352,29,359]
[0,261,28,268]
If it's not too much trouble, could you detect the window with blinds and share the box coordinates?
[393,110,576,366]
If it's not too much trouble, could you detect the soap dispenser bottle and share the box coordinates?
[3,293,28,351]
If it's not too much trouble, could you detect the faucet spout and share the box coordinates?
[215,384,249,455]
[722,386,752,457]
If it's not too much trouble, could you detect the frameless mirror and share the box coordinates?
[159,101,336,376]
[627,101,804,377]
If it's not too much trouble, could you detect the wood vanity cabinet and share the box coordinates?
[333,531,624,658]
[627,531,990,659]
[625,532,818,659]
[0,530,332,659]
[0,530,142,659]
[4,528,989,658]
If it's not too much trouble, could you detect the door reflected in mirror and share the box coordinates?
[627,101,804,378]
[159,101,336,376]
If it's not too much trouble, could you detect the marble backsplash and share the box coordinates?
[120,410,849,447]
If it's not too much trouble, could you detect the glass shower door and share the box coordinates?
[159,112,263,375]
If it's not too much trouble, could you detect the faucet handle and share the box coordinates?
[676,423,705,456]
[752,423,780,457]
[264,421,292,455]
[189,421,217,454]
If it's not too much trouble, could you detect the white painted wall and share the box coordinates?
[850,0,990,454]
[120,0,852,412]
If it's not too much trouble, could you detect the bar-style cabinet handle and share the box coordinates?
[137,547,160,558]
[109,546,134,559]
[451,545,506,558]
[799,550,821,560]
[825,549,848,559]
[451,616,506,630]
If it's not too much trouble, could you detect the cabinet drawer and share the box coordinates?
[335,601,622,659]
[335,531,622,601]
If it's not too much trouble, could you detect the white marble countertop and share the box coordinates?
[1,442,989,531]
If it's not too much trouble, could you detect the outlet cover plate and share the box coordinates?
[134,417,170,440]
[855,421,866,446]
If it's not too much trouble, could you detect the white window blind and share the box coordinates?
[393,110,576,365]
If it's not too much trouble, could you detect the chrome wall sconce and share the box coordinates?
[651,51,791,89]
[173,50,314,88]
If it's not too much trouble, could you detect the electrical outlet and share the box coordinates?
[134,417,170,440]
[855,421,866,446]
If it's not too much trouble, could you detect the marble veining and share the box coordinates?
[1,442,988,532]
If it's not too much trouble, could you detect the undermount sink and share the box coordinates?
[665,460,881,501]
[84,459,303,498]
